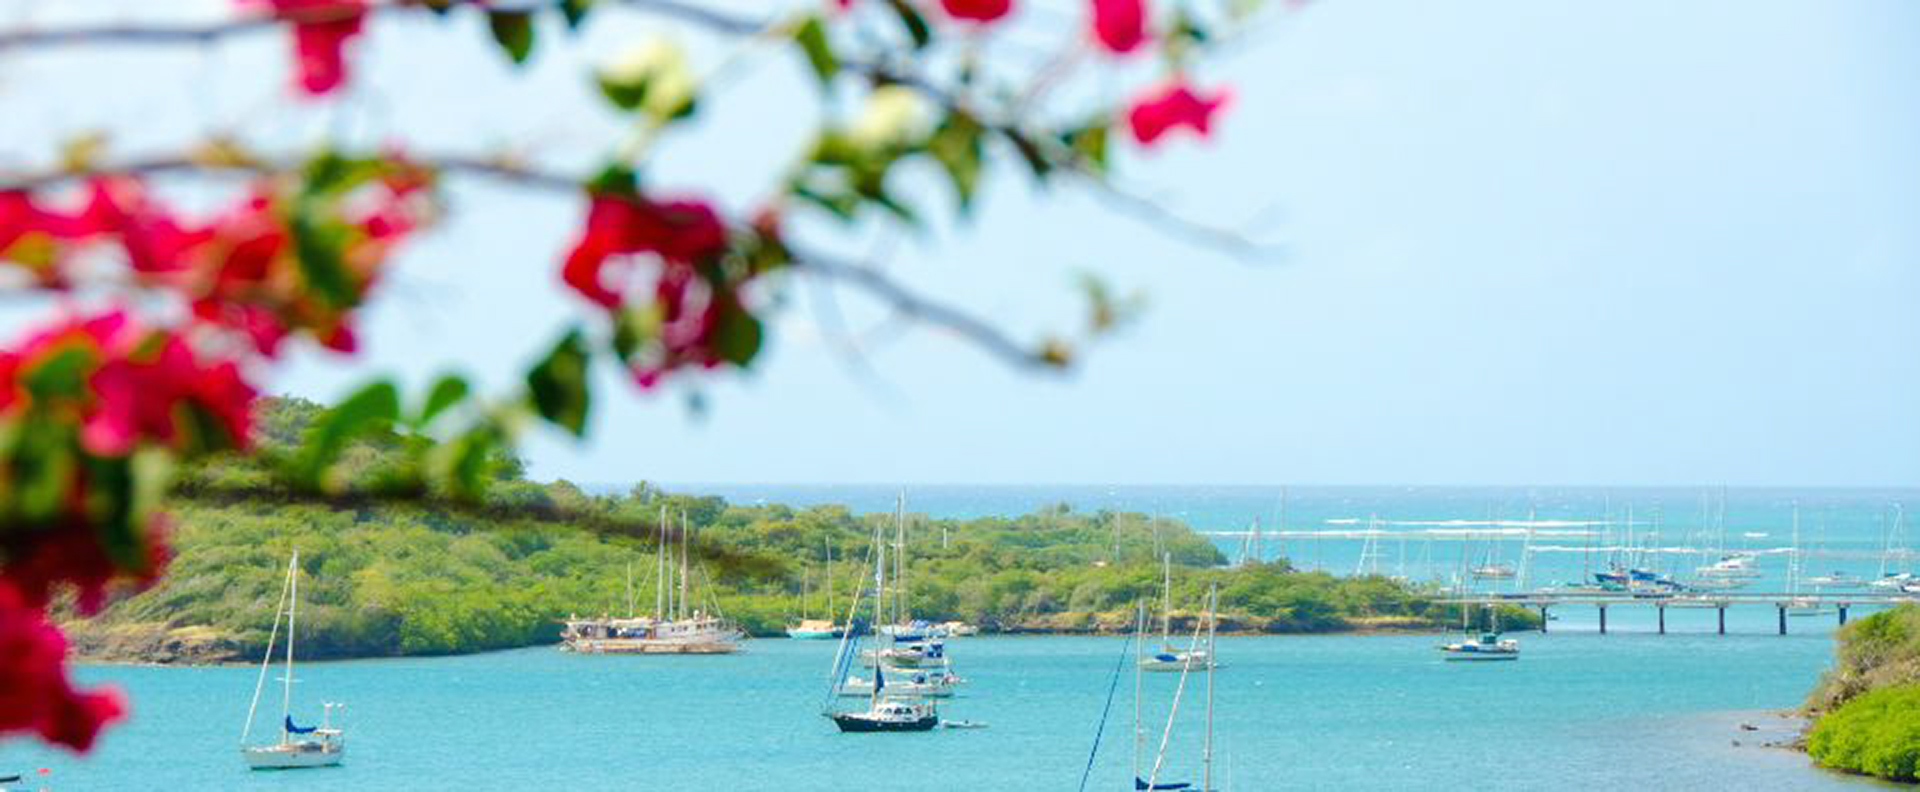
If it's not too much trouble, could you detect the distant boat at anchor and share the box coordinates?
[561,509,742,654]
[240,550,346,770]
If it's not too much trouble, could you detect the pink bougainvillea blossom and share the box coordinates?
[1127,80,1229,145]
[1090,0,1148,54]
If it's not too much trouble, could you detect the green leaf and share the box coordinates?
[418,373,470,426]
[19,342,96,401]
[558,0,593,30]
[928,111,985,211]
[794,16,837,88]
[1062,119,1111,174]
[488,10,536,65]
[885,0,932,49]
[526,329,592,437]
[298,379,401,488]
[288,201,354,309]
[709,302,764,366]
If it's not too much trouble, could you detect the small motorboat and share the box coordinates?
[1440,632,1519,661]
[828,700,940,733]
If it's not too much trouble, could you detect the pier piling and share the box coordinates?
[1717,606,1726,635]
[1539,606,1548,633]
[1777,605,1787,636]
[1657,605,1666,635]
[1598,604,1607,635]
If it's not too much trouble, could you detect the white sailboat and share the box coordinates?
[241,551,345,770]
[1784,504,1832,617]
[1139,586,1221,791]
[1141,553,1215,672]
[824,517,941,732]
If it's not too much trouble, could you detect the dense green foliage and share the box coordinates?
[1806,604,1920,714]
[1807,683,1920,782]
[1802,604,1920,782]
[64,398,1477,661]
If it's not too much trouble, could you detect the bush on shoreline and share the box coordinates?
[1806,682,1920,782]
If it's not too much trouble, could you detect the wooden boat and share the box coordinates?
[241,551,345,770]
[561,509,742,654]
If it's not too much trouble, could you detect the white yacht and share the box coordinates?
[241,551,346,770]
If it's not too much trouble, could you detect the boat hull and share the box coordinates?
[566,639,740,654]
[786,629,842,640]
[1442,653,1518,662]
[243,745,344,770]
[829,713,940,733]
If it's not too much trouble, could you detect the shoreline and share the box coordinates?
[71,621,1473,667]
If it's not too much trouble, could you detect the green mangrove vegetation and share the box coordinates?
[62,397,1491,662]
[1804,603,1920,782]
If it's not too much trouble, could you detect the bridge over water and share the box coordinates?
[1436,591,1919,635]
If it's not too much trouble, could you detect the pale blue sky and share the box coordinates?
[5,1,1917,486]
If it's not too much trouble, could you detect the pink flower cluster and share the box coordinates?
[0,583,124,753]
[0,311,258,751]
[0,171,427,357]
[561,192,766,387]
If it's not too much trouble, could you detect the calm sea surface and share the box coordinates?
[8,486,1916,790]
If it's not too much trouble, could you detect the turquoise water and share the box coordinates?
[8,485,1916,788]
[2,634,1892,789]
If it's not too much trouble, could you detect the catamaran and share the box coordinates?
[241,551,345,770]
[561,509,743,654]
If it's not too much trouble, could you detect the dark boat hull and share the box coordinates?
[830,713,939,733]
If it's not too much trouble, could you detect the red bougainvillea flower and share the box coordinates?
[0,310,257,460]
[245,0,368,96]
[0,581,126,752]
[561,194,728,310]
[1127,80,1229,146]
[941,0,1013,23]
[1090,0,1148,54]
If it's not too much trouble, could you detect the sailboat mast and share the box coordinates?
[243,554,295,746]
[825,537,835,625]
[655,507,667,621]
[1132,600,1144,785]
[680,511,690,620]
[625,561,634,618]
[1161,552,1173,642]
[893,493,906,625]
[1203,584,1217,792]
[282,549,297,741]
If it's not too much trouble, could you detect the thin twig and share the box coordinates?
[0,150,1058,371]
[0,0,766,51]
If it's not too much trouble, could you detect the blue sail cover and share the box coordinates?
[873,662,886,694]
[1135,779,1192,790]
[284,715,317,734]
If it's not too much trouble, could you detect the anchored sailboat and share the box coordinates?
[1141,553,1215,672]
[824,516,941,732]
[788,537,847,639]
[560,508,743,653]
[241,551,345,770]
